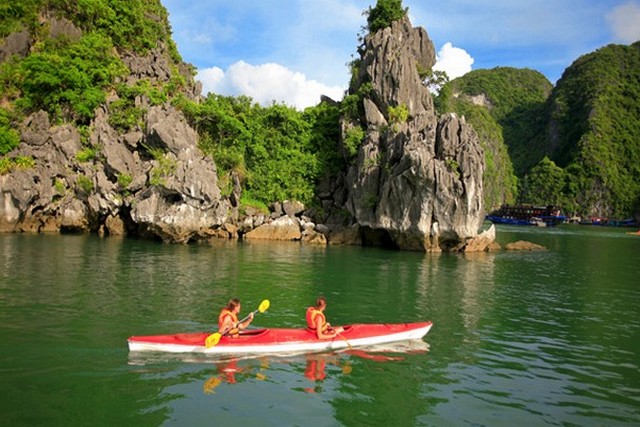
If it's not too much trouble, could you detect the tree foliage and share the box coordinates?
[0,0,181,127]
[546,42,640,217]
[0,108,20,155]
[1,0,178,56]
[520,157,566,207]
[434,67,549,210]
[16,32,127,123]
[365,0,407,33]
[180,95,343,206]
[440,67,552,176]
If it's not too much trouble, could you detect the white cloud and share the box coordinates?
[606,2,640,43]
[197,61,345,110]
[197,67,225,91]
[433,42,475,80]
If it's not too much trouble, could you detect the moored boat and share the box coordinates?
[128,321,432,355]
[486,204,566,226]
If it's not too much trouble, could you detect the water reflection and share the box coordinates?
[128,339,430,397]
[203,357,270,393]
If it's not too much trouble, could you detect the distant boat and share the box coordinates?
[580,218,638,227]
[486,205,566,227]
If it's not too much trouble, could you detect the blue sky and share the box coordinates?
[163,0,640,109]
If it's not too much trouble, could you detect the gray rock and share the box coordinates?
[0,29,31,62]
[505,240,546,251]
[244,216,302,241]
[282,200,305,217]
[341,15,485,252]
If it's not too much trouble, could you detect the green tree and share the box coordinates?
[17,32,127,123]
[181,94,338,206]
[365,0,407,33]
[546,42,640,217]
[0,108,20,155]
[520,157,566,207]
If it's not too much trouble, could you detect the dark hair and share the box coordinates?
[316,296,327,308]
[226,298,240,310]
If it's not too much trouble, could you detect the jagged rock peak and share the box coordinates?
[354,15,436,119]
[343,14,485,252]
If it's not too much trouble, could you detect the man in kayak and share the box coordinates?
[218,298,254,337]
[306,296,344,339]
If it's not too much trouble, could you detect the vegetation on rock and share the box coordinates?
[0,0,183,126]
[365,0,408,33]
[435,67,551,210]
[2,0,638,224]
[545,42,640,217]
[178,94,343,207]
[436,51,640,219]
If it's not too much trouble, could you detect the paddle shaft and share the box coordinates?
[337,331,352,350]
[237,308,260,325]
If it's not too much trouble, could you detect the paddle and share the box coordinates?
[337,330,352,350]
[205,299,270,348]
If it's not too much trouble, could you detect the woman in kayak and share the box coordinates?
[218,298,254,337]
[306,296,344,339]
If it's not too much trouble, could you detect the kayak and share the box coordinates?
[127,321,432,355]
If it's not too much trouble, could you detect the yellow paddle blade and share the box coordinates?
[258,299,270,313]
[203,376,222,394]
[205,332,221,348]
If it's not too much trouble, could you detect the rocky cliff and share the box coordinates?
[0,13,228,242]
[332,16,485,251]
[1,8,488,251]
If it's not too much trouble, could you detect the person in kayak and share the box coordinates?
[218,298,254,337]
[306,296,344,339]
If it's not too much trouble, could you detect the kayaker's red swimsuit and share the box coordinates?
[306,307,328,332]
[218,308,239,336]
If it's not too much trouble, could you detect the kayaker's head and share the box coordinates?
[316,296,327,311]
[227,298,241,314]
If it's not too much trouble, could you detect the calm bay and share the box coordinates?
[1,224,639,426]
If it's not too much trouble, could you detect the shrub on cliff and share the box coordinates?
[365,0,407,33]
[180,94,342,207]
[16,32,127,123]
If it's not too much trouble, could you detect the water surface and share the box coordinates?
[1,225,639,426]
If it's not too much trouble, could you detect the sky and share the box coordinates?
[162,0,640,110]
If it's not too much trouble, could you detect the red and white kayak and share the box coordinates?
[128,322,432,355]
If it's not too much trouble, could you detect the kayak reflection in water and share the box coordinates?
[203,357,269,394]
[203,359,240,393]
[305,296,344,339]
[200,351,406,395]
[303,353,350,393]
[302,351,403,393]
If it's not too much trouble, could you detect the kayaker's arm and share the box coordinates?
[236,311,254,331]
[315,316,337,339]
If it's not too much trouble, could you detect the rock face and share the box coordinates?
[339,16,485,251]
[0,103,228,243]
[1,12,487,251]
[0,17,224,243]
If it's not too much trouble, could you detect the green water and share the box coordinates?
[1,225,639,426]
